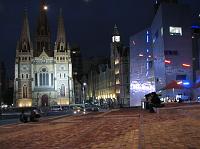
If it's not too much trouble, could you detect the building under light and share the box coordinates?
[152,2,193,99]
[130,2,193,106]
[87,25,130,107]
[130,29,155,107]
[14,0,74,107]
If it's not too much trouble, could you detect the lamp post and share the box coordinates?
[83,82,87,107]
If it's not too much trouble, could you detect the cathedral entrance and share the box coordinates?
[41,94,48,107]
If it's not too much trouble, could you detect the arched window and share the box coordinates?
[42,73,45,85]
[23,44,27,51]
[40,73,42,86]
[35,73,38,86]
[39,67,49,86]
[46,73,49,86]
[61,84,65,97]
[23,85,28,98]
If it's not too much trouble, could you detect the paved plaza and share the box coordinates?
[0,104,200,149]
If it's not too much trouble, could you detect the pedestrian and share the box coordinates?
[19,110,28,123]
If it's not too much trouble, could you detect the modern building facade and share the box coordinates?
[130,2,193,106]
[130,29,155,107]
[152,3,193,98]
[14,0,74,107]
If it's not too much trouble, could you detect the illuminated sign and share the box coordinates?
[182,64,191,67]
[165,60,171,64]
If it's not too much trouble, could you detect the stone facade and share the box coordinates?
[14,1,73,107]
[87,25,130,107]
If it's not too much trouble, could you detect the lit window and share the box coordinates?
[115,59,119,65]
[116,79,120,85]
[169,27,182,36]
[161,27,163,36]
[115,69,119,75]
[116,89,120,94]
[23,85,28,98]
[139,53,144,57]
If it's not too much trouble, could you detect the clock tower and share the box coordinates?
[112,24,121,43]
[110,24,122,106]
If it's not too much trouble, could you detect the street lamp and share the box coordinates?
[82,83,87,107]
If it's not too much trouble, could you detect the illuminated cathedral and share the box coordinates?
[14,0,74,107]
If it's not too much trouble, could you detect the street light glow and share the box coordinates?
[44,5,48,10]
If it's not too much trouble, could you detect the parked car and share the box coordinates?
[51,105,62,111]
[72,106,86,115]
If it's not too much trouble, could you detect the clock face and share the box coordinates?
[115,36,120,42]
[112,36,120,42]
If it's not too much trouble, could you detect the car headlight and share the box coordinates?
[77,109,80,112]
[74,111,77,114]
[83,111,86,114]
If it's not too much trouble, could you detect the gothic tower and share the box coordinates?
[35,0,51,57]
[14,10,33,106]
[110,24,122,105]
[54,9,74,104]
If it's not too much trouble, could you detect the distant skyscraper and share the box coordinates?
[14,0,73,107]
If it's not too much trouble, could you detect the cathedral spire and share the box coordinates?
[17,10,32,52]
[35,0,51,56]
[55,8,67,52]
[113,24,120,36]
[20,10,31,43]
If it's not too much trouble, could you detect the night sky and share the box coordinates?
[0,0,199,76]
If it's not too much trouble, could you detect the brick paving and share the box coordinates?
[140,105,200,149]
[0,109,140,149]
[0,105,200,149]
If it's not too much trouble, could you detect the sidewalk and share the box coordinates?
[139,104,200,149]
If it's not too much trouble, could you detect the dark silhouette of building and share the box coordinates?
[154,0,178,13]
[71,45,83,103]
[0,62,6,105]
[192,16,200,83]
